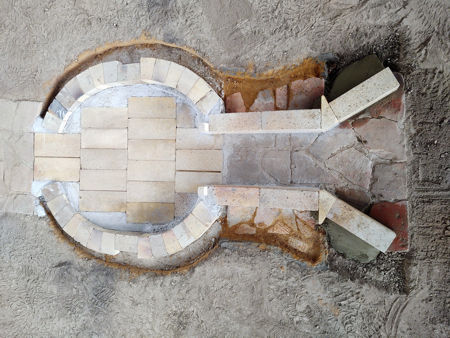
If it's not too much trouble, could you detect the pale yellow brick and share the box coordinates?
[80,170,126,191]
[176,68,199,95]
[127,160,175,182]
[81,149,127,170]
[210,186,260,207]
[79,191,126,212]
[81,129,127,149]
[128,97,176,118]
[191,201,217,226]
[209,112,262,134]
[176,150,222,171]
[140,57,156,80]
[34,157,80,181]
[128,118,176,140]
[152,59,171,82]
[175,171,222,193]
[187,79,211,103]
[128,140,175,161]
[34,134,80,157]
[162,230,182,255]
[127,181,174,203]
[126,202,174,223]
[164,62,184,88]
[81,107,127,128]
[261,109,321,131]
[183,213,207,239]
[176,128,223,150]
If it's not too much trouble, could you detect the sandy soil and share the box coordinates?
[0,0,449,336]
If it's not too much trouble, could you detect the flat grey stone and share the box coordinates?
[372,162,407,201]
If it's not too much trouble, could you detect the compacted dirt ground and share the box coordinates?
[0,0,449,336]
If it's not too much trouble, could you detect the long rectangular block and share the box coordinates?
[128,140,175,161]
[261,110,321,131]
[127,181,174,203]
[80,170,127,191]
[128,97,176,118]
[79,191,126,212]
[81,129,127,149]
[259,187,319,210]
[209,112,262,134]
[34,134,80,157]
[126,202,175,223]
[127,160,175,181]
[81,107,127,129]
[327,198,396,252]
[176,128,223,150]
[175,150,222,171]
[128,118,176,140]
[329,68,400,121]
[81,149,127,170]
[34,157,80,181]
[209,186,260,207]
[175,171,222,193]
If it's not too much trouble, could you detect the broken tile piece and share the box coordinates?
[225,92,246,113]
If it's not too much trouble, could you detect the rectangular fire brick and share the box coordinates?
[127,181,175,203]
[175,150,222,171]
[140,57,156,80]
[176,128,223,150]
[79,191,126,212]
[175,171,222,193]
[208,112,262,134]
[128,140,175,161]
[80,170,127,191]
[152,59,171,83]
[128,97,176,118]
[126,202,175,223]
[183,213,207,239]
[81,129,127,149]
[127,160,175,182]
[34,133,80,157]
[187,79,211,103]
[128,118,176,140]
[259,187,319,210]
[164,62,184,88]
[162,230,182,255]
[261,110,321,132]
[81,149,127,170]
[34,157,80,181]
[209,185,260,207]
[81,107,127,129]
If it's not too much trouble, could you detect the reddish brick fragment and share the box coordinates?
[369,201,408,252]
[225,92,246,113]
[275,85,288,110]
[288,77,324,109]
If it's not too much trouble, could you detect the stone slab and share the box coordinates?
[208,112,261,134]
[81,107,127,129]
[261,110,321,131]
[127,160,175,182]
[128,140,175,161]
[127,181,175,203]
[126,202,175,223]
[79,191,126,212]
[176,128,223,150]
[175,150,223,171]
[34,157,80,181]
[81,129,127,149]
[34,133,80,157]
[128,118,176,140]
[162,230,182,255]
[128,97,176,118]
[259,187,319,210]
[80,170,127,191]
[175,171,222,193]
[329,68,399,121]
[81,149,127,170]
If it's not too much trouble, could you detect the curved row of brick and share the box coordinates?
[42,181,224,268]
[42,58,223,133]
[201,68,400,134]
[200,185,396,253]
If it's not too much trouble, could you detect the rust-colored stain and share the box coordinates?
[219,210,327,266]
[222,58,324,110]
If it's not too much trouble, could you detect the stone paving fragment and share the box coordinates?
[81,149,127,170]
[176,150,222,171]
[34,157,80,181]
[140,57,156,80]
[126,202,175,223]
[175,172,222,193]
[225,92,246,113]
[79,191,126,212]
[34,133,80,157]
[162,230,182,255]
[81,129,127,149]
[81,107,127,129]
[128,140,175,161]
[127,160,175,182]
[128,97,176,118]
[249,89,275,112]
[80,170,127,191]
[127,181,175,203]
[128,118,176,140]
